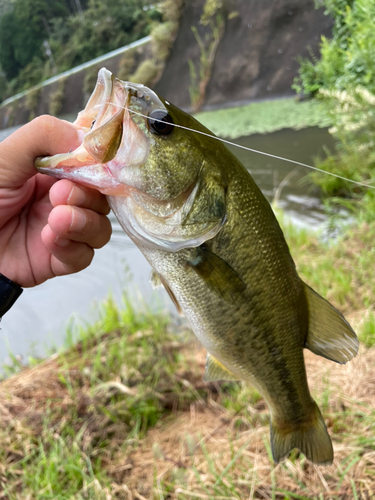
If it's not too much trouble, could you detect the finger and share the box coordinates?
[49,179,110,215]
[46,205,112,249]
[41,224,94,276]
[0,116,82,188]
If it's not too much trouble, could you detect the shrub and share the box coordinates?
[130,59,159,86]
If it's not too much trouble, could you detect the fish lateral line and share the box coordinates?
[107,102,375,191]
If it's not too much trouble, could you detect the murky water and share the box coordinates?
[0,124,335,366]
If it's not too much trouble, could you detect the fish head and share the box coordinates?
[36,67,227,250]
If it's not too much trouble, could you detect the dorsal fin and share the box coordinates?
[303,282,359,364]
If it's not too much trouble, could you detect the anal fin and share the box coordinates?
[303,282,359,364]
[203,353,240,382]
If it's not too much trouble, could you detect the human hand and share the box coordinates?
[0,115,112,287]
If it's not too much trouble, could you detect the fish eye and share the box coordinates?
[147,109,174,136]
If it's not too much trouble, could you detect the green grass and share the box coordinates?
[275,205,375,335]
[195,98,331,139]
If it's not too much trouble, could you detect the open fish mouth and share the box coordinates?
[35,68,150,195]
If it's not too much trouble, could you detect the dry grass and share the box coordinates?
[106,347,375,500]
[1,320,375,499]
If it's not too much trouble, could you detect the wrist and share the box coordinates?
[0,273,23,317]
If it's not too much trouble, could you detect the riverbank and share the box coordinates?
[1,211,373,499]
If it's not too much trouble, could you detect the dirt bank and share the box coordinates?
[155,0,332,109]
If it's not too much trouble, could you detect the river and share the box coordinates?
[0,124,334,367]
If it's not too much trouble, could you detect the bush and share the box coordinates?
[130,59,159,86]
[294,0,375,96]
[293,0,375,203]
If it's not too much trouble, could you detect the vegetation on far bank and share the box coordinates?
[0,0,161,103]
[294,0,375,201]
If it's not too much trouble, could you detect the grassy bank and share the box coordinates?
[1,208,375,499]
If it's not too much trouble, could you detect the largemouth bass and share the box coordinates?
[36,68,358,465]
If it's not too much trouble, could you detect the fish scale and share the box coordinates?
[36,67,359,465]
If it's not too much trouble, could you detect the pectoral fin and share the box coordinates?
[187,246,246,303]
[157,274,184,317]
[204,354,240,382]
[303,282,359,363]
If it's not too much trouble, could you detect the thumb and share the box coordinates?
[0,115,83,189]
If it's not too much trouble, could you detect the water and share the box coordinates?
[0,124,334,367]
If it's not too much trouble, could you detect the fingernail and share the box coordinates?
[55,236,70,247]
[70,207,87,232]
[67,185,85,206]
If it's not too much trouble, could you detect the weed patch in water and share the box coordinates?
[195,98,331,139]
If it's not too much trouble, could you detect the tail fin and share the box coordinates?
[270,401,333,465]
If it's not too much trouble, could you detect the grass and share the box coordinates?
[1,257,375,498]
[276,208,375,318]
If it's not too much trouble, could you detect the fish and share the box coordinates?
[36,67,358,465]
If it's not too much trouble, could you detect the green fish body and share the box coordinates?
[36,68,358,464]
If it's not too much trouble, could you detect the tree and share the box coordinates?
[0,0,70,80]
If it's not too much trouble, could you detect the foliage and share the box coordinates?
[293,0,375,96]
[292,0,375,215]
[200,0,224,26]
[129,59,159,86]
[83,65,100,102]
[308,87,375,195]
[125,0,184,88]
[0,0,159,102]
[117,48,136,81]
[0,0,68,82]
[0,0,15,17]
[150,0,184,63]
[188,0,226,111]
[24,87,41,120]
[50,0,152,72]
[151,20,178,62]
[48,77,67,116]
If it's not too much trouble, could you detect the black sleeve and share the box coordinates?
[0,273,23,317]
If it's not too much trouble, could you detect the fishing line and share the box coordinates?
[109,103,375,190]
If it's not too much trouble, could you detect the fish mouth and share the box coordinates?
[35,68,149,195]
